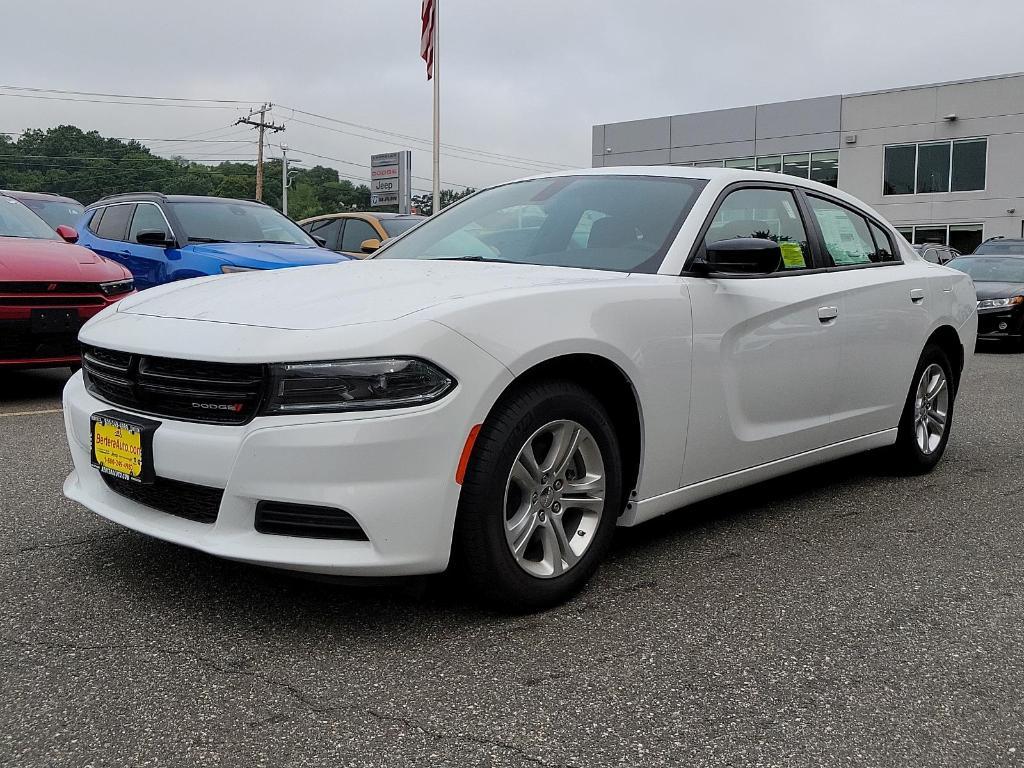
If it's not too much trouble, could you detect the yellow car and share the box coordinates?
[297,212,425,258]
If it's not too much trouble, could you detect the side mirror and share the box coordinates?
[703,238,783,275]
[135,229,175,248]
[360,238,382,254]
[55,225,79,244]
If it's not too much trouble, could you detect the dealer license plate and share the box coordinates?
[90,410,160,484]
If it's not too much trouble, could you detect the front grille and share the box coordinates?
[1,281,104,294]
[0,319,82,360]
[101,473,223,524]
[0,295,105,307]
[255,501,368,540]
[82,345,266,425]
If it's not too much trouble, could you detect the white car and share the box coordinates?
[62,168,977,610]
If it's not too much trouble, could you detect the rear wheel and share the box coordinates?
[891,344,955,474]
[454,380,622,611]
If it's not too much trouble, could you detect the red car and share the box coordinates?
[0,193,134,370]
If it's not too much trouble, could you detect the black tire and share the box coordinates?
[454,380,623,612]
[890,343,956,474]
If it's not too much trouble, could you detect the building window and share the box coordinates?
[756,155,781,173]
[809,151,839,186]
[916,142,951,194]
[951,139,987,191]
[694,160,724,168]
[782,153,810,179]
[897,223,984,253]
[883,138,987,195]
[883,145,917,195]
[724,157,755,170]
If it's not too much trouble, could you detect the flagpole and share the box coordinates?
[431,0,440,216]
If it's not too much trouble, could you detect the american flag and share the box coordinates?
[420,0,435,80]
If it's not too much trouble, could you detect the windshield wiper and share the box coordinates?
[187,237,231,244]
[240,239,301,245]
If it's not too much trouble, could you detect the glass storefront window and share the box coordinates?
[724,157,756,170]
[782,153,810,179]
[756,155,781,173]
[809,151,839,187]
[948,223,984,254]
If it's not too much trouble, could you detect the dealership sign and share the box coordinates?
[370,151,411,213]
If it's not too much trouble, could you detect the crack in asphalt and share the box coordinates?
[6,635,579,768]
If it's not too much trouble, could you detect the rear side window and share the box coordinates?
[867,220,899,263]
[95,204,134,241]
[808,196,895,266]
[86,208,105,234]
[305,218,344,250]
[705,187,811,270]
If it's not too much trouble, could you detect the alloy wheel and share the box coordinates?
[914,363,949,455]
[503,420,606,578]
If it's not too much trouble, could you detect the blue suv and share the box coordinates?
[76,193,350,289]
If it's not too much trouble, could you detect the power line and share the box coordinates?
[286,116,563,174]
[0,91,242,110]
[0,85,255,105]
[278,104,572,170]
[281,145,472,189]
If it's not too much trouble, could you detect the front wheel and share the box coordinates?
[890,344,956,474]
[454,380,623,611]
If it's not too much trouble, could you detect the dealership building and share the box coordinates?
[592,71,1024,254]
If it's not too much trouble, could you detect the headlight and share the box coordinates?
[977,296,1023,309]
[221,265,257,274]
[264,358,456,415]
[98,278,134,296]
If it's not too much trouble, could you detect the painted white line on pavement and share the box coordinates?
[0,408,64,418]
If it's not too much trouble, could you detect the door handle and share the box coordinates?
[910,288,925,303]
[817,306,839,322]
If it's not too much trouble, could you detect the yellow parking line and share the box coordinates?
[0,408,64,418]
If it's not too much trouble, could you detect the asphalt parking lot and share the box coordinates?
[1,348,1022,768]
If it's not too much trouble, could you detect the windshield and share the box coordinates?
[381,217,423,238]
[0,196,61,240]
[376,175,705,273]
[973,240,1024,255]
[169,201,316,245]
[948,256,1024,283]
[20,199,84,230]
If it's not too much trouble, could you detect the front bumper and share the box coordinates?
[62,362,503,576]
[976,306,1024,338]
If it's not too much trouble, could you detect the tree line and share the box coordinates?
[0,125,473,220]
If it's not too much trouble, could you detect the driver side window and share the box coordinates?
[705,188,811,270]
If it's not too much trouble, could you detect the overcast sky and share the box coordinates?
[3,0,1022,193]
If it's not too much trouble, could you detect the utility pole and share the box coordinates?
[236,103,283,201]
[281,144,289,216]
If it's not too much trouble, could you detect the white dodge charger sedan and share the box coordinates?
[63,168,977,609]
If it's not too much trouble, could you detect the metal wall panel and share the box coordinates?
[670,106,755,148]
[755,95,841,139]
[603,117,671,154]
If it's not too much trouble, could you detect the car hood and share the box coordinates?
[115,259,622,330]
[973,281,1024,300]
[0,236,130,282]
[185,241,348,267]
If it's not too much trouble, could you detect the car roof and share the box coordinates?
[300,212,424,221]
[87,193,265,209]
[959,252,1024,259]
[0,189,83,205]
